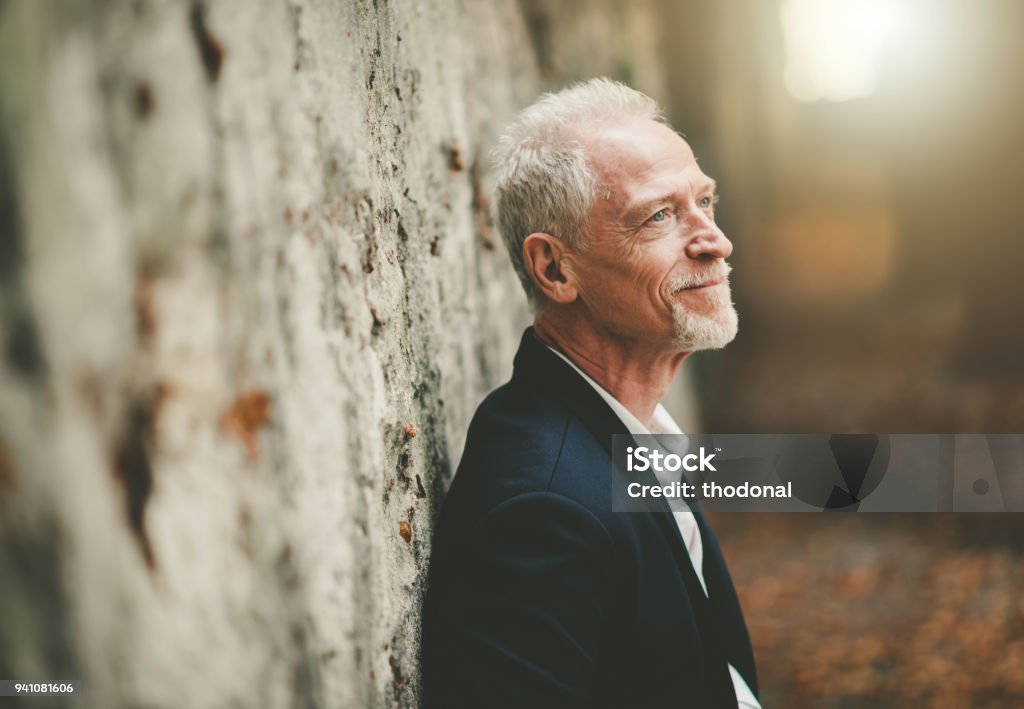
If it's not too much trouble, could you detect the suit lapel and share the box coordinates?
[511,328,710,587]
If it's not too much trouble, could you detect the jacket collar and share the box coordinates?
[511,327,630,455]
[512,329,716,584]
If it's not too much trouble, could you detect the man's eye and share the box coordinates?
[698,196,715,209]
[649,209,668,223]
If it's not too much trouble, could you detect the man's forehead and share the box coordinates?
[576,118,713,207]
[579,119,697,178]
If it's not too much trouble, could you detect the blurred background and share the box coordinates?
[2,0,1022,706]
[675,0,1024,434]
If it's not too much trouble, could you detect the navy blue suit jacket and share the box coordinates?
[422,329,757,708]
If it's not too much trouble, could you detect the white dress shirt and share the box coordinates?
[546,346,761,709]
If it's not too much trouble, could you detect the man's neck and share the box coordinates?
[533,312,689,426]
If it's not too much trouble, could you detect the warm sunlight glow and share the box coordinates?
[781,0,910,102]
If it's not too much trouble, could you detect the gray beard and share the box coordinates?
[665,262,738,351]
[671,297,739,351]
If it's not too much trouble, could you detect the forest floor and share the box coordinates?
[712,513,1024,708]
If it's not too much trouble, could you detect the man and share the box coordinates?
[422,78,758,708]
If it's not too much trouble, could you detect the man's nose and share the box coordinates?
[684,217,732,261]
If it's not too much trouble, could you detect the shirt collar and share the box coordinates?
[543,345,683,437]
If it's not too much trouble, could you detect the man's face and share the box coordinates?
[566,118,738,353]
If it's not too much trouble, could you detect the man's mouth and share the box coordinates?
[678,278,725,292]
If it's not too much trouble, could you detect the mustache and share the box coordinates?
[667,261,732,292]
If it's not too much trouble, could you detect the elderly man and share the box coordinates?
[422,78,758,708]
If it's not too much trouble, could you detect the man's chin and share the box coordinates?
[672,306,739,351]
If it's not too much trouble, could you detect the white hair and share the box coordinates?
[491,78,665,306]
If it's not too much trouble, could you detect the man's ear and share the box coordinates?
[523,233,579,305]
